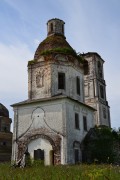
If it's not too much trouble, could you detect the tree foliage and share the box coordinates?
[82,126,120,164]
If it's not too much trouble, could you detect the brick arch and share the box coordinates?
[17,128,61,165]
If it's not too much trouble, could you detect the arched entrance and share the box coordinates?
[17,128,61,165]
[28,137,53,165]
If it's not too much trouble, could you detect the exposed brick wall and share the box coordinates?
[83,53,111,127]
[17,128,61,165]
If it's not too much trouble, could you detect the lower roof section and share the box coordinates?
[11,95,96,111]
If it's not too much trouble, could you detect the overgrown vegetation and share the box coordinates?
[39,35,84,62]
[40,47,83,62]
[82,126,120,164]
[0,163,120,180]
[0,127,119,179]
[28,59,36,65]
[28,34,84,65]
[28,48,83,65]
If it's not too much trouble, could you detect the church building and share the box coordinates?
[11,18,110,165]
[0,103,12,162]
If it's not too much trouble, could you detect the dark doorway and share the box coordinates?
[34,149,44,160]
[74,149,79,164]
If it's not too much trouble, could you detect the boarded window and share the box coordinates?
[75,113,79,129]
[76,76,80,95]
[58,73,65,89]
[34,149,44,160]
[74,149,79,163]
[83,116,87,131]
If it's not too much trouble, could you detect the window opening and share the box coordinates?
[98,61,103,78]
[75,113,79,129]
[84,61,89,75]
[3,142,6,146]
[58,73,65,90]
[76,76,80,95]
[74,149,79,163]
[83,116,87,131]
[100,85,104,99]
[4,127,7,132]
[34,149,44,160]
[103,108,106,119]
[50,23,53,32]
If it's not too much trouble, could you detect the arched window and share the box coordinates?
[58,72,65,89]
[50,23,53,32]
[98,61,102,78]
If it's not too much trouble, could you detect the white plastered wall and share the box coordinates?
[51,64,84,103]
[65,99,95,164]
[12,99,67,164]
[28,138,52,165]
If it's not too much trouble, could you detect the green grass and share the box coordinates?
[0,163,120,180]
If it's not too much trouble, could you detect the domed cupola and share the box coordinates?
[33,18,77,61]
[0,103,9,117]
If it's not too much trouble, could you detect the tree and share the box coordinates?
[82,126,120,164]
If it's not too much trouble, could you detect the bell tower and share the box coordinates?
[81,52,111,127]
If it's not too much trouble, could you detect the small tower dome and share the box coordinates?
[47,18,65,37]
[0,103,9,117]
[33,18,75,60]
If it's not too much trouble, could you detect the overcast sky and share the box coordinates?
[0,0,120,129]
